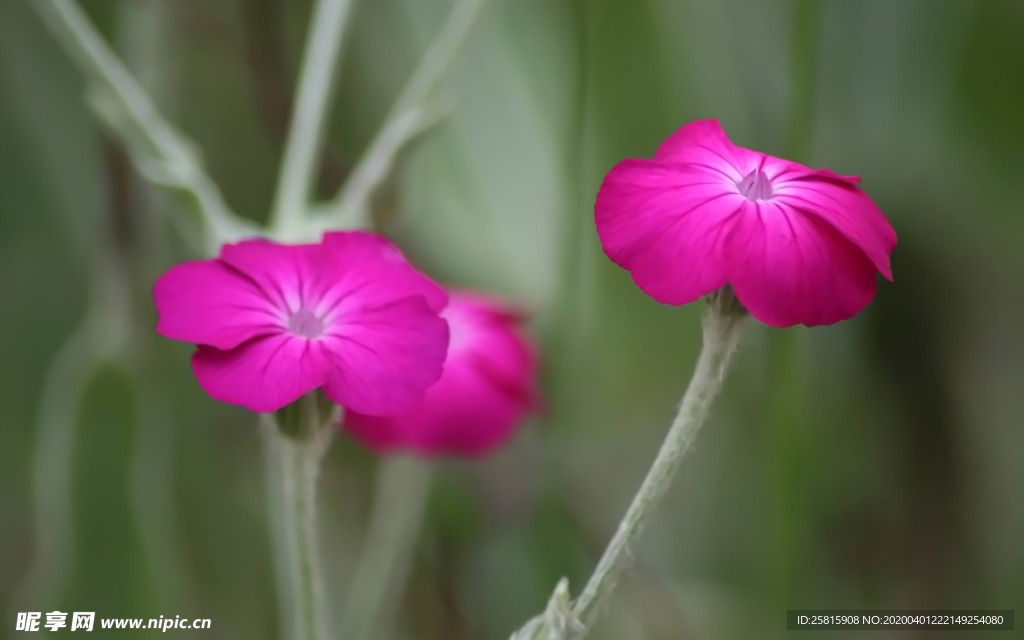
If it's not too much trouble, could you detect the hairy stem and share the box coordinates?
[14,311,104,611]
[33,0,252,250]
[572,302,747,633]
[14,245,132,610]
[515,295,748,639]
[322,0,488,228]
[264,399,334,640]
[270,0,354,236]
[340,456,434,640]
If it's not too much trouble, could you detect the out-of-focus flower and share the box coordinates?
[153,232,449,414]
[595,119,897,327]
[344,292,539,457]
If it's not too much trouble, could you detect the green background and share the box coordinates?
[2,0,1022,638]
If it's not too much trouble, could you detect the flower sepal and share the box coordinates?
[705,286,751,328]
[274,392,338,442]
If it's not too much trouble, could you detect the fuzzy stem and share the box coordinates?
[321,0,487,228]
[518,296,748,639]
[542,0,593,351]
[32,0,253,251]
[270,0,353,235]
[14,307,105,611]
[263,399,334,640]
[572,303,747,632]
[340,456,434,640]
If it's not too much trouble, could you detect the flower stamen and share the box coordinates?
[288,308,326,339]
[736,169,773,201]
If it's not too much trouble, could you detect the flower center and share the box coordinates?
[287,308,325,339]
[736,169,773,201]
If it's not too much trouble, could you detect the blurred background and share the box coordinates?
[2,0,1023,638]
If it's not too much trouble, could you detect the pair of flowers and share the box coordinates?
[154,232,539,456]
[155,119,896,454]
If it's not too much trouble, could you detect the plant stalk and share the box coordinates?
[33,0,252,250]
[323,0,488,228]
[516,293,748,639]
[263,399,334,640]
[340,456,434,640]
[270,0,354,235]
[572,299,747,633]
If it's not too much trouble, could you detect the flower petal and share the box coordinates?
[321,298,449,415]
[154,259,281,350]
[726,201,879,327]
[345,292,538,457]
[320,231,447,313]
[459,314,538,408]
[595,159,743,305]
[218,238,320,314]
[344,359,531,457]
[191,334,330,412]
[773,177,897,279]
[801,167,861,185]
[654,119,763,181]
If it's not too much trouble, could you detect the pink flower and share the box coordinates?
[344,292,540,457]
[153,232,450,414]
[595,119,897,327]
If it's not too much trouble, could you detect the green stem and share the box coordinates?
[263,399,334,640]
[14,312,102,610]
[14,251,131,610]
[270,0,354,236]
[322,0,488,228]
[571,298,748,635]
[544,0,592,346]
[32,0,253,250]
[340,456,434,640]
[515,295,749,639]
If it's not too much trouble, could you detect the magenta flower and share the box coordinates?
[153,232,450,414]
[595,119,897,327]
[344,292,539,457]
